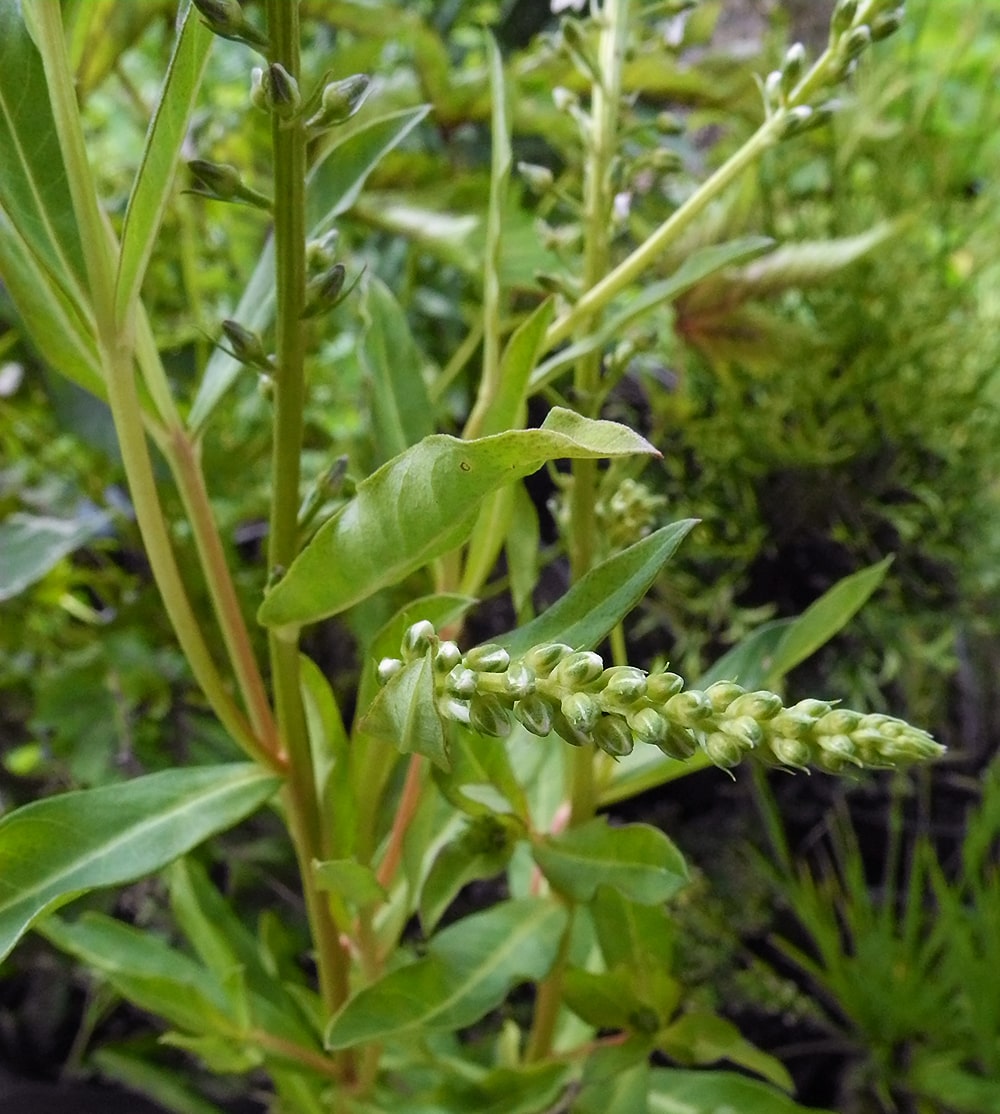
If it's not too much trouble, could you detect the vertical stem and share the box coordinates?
[264,0,351,1043]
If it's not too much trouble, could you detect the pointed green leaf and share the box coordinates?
[766,557,893,684]
[313,859,387,908]
[0,764,280,962]
[0,215,103,395]
[563,967,657,1032]
[0,508,111,601]
[697,618,794,689]
[189,106,430,433]
[648,1069,834,1114]
[91,1046,230,1114]
[530,238,774,390]
[482,299,555,437]
[356,653,449,768]
[258,409,657,630]
[533,818,688,905]
[325,897,568,1049]
[439,1063,569,1114]
[575,1040,653,1114]
[115,2,213,319]
[658,1012,794,1092]
[498,520,697,658]
[0,0,89,307]
[591,887,676,972]
[419,815,516,933]
[360,277,434,463]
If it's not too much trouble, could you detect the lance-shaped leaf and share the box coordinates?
[0,764,280,963]
[498,520,697,658]
[0,0,89,308]
[0,508,112,602]
[325,897,568,1049]
[115,2,213,319]
[258,409,658,631]
[648,1068,835,1114]
[532,818,688,905]
[356,652,449,768]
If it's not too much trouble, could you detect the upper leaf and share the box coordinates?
[258,409,658,631]
[0,764,280,963]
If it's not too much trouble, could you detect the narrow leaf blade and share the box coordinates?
[0,765,280,962]
[498,520,697,658]
[0,509,111,602]
[115,2,213,319]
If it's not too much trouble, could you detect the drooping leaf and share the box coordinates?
[360,276,434,464]
[0,508,111,601]
[0,764,280,962]
[648,1068,834,1114]
[189,106,430,432]
[115,2,213,320]
[0,0,89,307]
[498,520,697,658]
[766,557,893,684]
[658,1012,794,1092]
[0,215,103,396]
[91,1045,229,1114]
[356,653,449,768]
[532,818,689,905]
[325,897,568,1049]
[258,409,657,631]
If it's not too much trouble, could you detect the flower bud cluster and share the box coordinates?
[377,624,943,774]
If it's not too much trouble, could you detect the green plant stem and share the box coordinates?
[542,27,855,354]
[32,0,261,761]
[524,904,574,1062]
[264,0,351,1050]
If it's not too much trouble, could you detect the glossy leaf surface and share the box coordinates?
[649,1069,834,1113]
[0,765,279,962]
[533,818,689,904]
[258,409,657,630]
[0,508,111,601]
[325,897,567,1049]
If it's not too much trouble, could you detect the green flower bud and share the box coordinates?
[561,692,601,735]
[703,732,744,769]
[816,708,862,735]
[659,724,700,761]
[844,24,872,60]
[721,715,763,750]
[627,706,668,748]
[187,159,271,210]
[192,0,269,49]
[469,694,512,738]
[781,105,815,139]
[646,671,685,702]
[401,620,436,660]
[871,7,903,41]
[302,263,347,319]
[306,228,340,270]
[514,693,556,737]
[600,666,648,705]
[439,696,472,725]
[767,735,813,769]
[769,708,819,739]
[464,643,511,673]
[221,319,273,370]
[446,666,478,699]
[376,657,403,686]
[504,662,536,700]
[727,690,783,721]
[551,707,592,747]
[306,74,373,129]
[554,650,605,688]
[831,0,859,37]
[593,716,635,758]
[704,680,746,713]
[523,643,574,677]
[664,689,713,727]
[763,69,784,108]
[818,733,863,766]
[781,42,806,94]
[518,162,555,193]
[267,63,302,116]
[789,698,833,721]
[434,640,463,673]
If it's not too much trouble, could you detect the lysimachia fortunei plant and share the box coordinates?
[0,0,938,1111]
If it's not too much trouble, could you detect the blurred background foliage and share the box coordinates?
[2,0,1000,1110]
